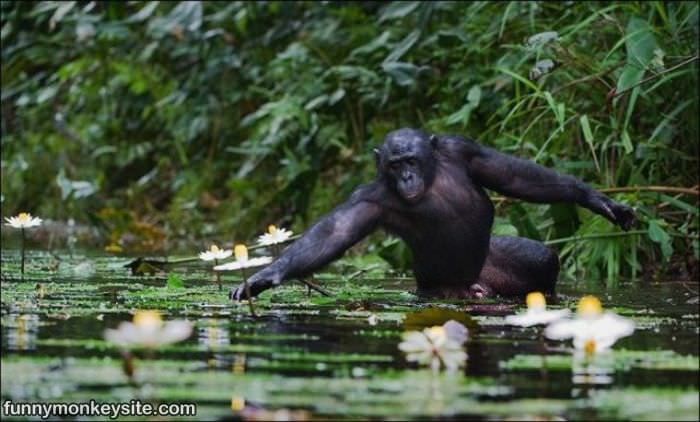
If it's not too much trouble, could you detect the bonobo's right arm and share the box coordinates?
[230,186,383,300]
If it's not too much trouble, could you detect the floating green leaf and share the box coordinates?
[166,273,184,289]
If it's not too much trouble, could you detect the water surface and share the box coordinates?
[1,250,698,420]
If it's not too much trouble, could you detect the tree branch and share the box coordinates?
[611,55,699,99]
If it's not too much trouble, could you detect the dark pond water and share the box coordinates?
[1,249,698,420]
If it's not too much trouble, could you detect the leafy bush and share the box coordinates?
[1,1,697,282]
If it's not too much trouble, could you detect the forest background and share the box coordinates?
[1,1,698,285]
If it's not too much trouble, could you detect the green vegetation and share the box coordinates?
[500,349,700,372]
[1,3,698,276]
[2,3,699,415]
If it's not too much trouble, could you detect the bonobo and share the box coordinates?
[231,128,634,300]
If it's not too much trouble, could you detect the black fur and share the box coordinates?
[231,128,634,300]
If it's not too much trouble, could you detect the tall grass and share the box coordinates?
[1,1,697,282]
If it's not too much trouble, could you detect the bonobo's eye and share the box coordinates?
[390,162,401,171]
[406,158,417,167]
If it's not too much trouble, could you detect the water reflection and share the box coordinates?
[571,350,615,399]
[4,313,40,351]
[197,318,232,369]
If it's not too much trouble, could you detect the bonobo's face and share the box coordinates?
[376,129,437,203]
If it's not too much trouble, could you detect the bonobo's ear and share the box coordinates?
[429,134,439,149]
[373,148,382,167]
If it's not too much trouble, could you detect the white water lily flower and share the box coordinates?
[4,212,42,228]
[545,295,635,355]
[505,292,571,327]
[257,225,293,246]
[398,320,468,372]
[199,244,233,261]
[214,244,272,271]
[104,310,192,348]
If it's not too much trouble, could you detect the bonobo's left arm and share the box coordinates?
[230,186,383,300]
[452,137,634,230]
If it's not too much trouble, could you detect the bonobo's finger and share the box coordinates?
[600,203,617,224]
[467,283,491,299]
[230,282,253,301]
[587,193,614,222]
[594,194,635,230]
[229,275,276,301]
[595,200,620,227]
[230,284,242,301]
[614,204,635,231]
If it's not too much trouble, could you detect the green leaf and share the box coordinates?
[50,1,76,28]
[492,217,519,237]
[379,2,420,22]
[467,85,481,104]
[167,273,185,289]
[56,170,97,200]
[621,130,633,154]
[544,91,563,128]
[496,67,540,93]
[351,31,391,57]
[328,88,346,106]
[382,62,428,87]
[657,194,699,216]
[507,203,541,241]
[385,30,420,63]
[580,114,594,144]
[127,2,160,23]
[549,203,580,239]
[377,237,413,270]
[445,86,481,127]
[616,17,659,95]
[579,114,600,171]
[305,94,328,111]
[36,85,58,104]
[647,219,673,260]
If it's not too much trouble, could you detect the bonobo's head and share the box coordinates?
[375,128,438,203]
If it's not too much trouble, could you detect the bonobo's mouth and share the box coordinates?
[398,182,424,202]
[401,190,423,202]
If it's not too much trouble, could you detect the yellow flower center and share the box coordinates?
[210,244,220,252]
[268,225,278,234]
[230,396,245,412]
[133,310,163,327]
[578,295,603,318]
[526,292,546,310]
[584,339,597,356]
[426,326,447,342]
[17,213,30,223]
[234,244,248,262]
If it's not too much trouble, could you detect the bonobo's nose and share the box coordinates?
[401,172,413,182]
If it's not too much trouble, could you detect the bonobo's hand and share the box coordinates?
[587,192,635,231]
[229,266,282,301]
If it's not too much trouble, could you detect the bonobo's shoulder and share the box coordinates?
[345,182,394,212]
[436,134,482,157]
[348,182,387,204]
